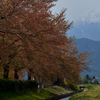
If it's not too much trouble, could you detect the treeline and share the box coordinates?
[81,74,99,84]
[0,0,90,85]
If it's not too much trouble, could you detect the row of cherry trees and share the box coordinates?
[0,0,90,84]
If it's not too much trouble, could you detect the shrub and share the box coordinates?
[69,83,78,91]
[62,81,78,91]
[85,84,92,89]
[0,79,38,92]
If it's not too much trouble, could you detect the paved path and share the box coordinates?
[84,88,88,91]
[59,96,72,100]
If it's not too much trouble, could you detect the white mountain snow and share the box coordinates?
[81,8,100,23]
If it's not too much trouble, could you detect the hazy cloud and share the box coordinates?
[51,0,100,22]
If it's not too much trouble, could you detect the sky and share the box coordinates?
[51,0,100,23]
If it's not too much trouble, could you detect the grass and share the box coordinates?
[0,89,56,100]
[69,85,100,100]
[46,85,72,95]
[0,86,72,100]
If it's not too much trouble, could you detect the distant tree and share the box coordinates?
[86,74,90,80]
[92,76,95,79]
[81,75,88,84]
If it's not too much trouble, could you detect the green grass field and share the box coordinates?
[0,89,55,100]
[70,85,100,100]
[0,86,71,100]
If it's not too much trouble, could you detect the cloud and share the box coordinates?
[51,0,100,22]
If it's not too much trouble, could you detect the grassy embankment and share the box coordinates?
[0,86,72,100]
[70,84,100,100]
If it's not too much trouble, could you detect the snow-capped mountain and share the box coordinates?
[81,8,100,23]
[67,9,100,41]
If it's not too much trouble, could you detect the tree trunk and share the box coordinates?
[14,66,18,79]
[3,65,9,79]
[28,68,32,80]
[28,75,31,80]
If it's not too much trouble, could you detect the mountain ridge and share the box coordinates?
[75,38,100,77]
[68,20,100,41]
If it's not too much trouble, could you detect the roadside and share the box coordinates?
[0,85,85,100]
[59,87,88,100]
[0,86,73,100]
[45,87,83,100]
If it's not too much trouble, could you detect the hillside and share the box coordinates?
[75,38,100,77]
